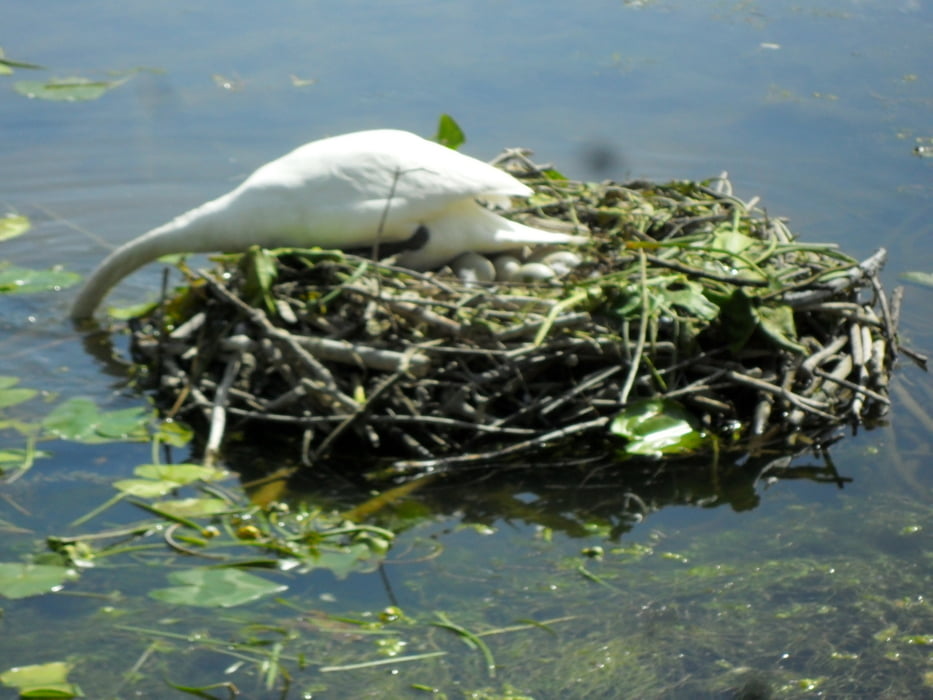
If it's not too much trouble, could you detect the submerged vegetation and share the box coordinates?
[0,463,930,698]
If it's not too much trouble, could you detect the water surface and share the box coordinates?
[1,1,931,697]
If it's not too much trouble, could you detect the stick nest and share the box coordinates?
[129,150,909,475]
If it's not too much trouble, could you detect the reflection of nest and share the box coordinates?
[130,151,914,475]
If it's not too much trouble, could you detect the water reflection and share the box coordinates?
[254,440,854,543]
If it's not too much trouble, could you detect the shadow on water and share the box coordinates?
[256,440,853,543]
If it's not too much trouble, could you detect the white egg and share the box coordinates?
[493,254,522,281]
[451,252,496,283]
[515,262,556,282]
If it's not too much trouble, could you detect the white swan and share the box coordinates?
[70,129,586,319]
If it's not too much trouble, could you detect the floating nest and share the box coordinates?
[129,149,917,476]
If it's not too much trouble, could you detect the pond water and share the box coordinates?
[1,1,931,698]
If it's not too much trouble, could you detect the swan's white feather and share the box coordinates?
[70,129,584,319]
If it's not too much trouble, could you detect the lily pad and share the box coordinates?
[0,661,80,698]
[0,214,31,242]
[152,497,231,519]
[153,419,195,448]
[0,562,78,599]
[134,463,228,484]
[112,478,178,498]
[14,75,127,101]
[0,377,38,409]
[313,542,383,580]
[0,264,81,295]
[115,464,228,498]
[149,567,287,608]
[41,398,150,443]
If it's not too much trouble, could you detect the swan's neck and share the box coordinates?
[69,193,239,320]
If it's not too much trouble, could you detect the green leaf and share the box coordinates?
[0,661,80,698]
[240,246,278,312]
[542,168,568,181]
[112,478,178,498]
[0,377,38,409]
[105,300,160,320]
[900,271,933,288]
[657,278,720,321]
[434,114,465,150]
[14,75,127,102]
[710,229,757,256]
[0,448,49,466]
[0,47,45,73]
[149,568,287,608]
[153,419,194,448]
[755,303,805,353]
[715,288,758,352]
[41,398,150,443]
[113,464,228,499]
[312,542,382,580]
[152,497,230,519]
[609,398,710,458]
[0,562,78,599]
[0,264,81,295]
[134,463,228,484]
[0,214,31,242]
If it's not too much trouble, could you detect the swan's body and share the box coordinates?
[70,129,585,319]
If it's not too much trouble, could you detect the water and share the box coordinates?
[1,1,931,697]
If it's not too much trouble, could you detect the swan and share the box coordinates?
[70,129,586,320]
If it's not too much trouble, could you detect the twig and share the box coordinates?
[204,355,240,467]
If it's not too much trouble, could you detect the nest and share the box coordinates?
[130,150,911,476]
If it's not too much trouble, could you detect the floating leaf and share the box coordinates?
[0,214,31,242]
[154,419,194,448]
[0,661,80,698]
[112,478,178,498]
[435,113,465,150]
[900,271,933,289]
[0,377,38,409]
[289,74,317,87]
[134,463,228,484]
[610,398,710,458]
[312,542,383,580]
[0,562,78,599]
[153,497,230,519]
[14,75,127,101]
[149,567,287,608]
[114,464,228,498]
[106,299,160,320]
[0,47,44,75]
[41,398,150,443]
[0,448,49,473]
[0,264,81,295]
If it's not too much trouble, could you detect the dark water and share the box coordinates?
[1,1,931,697]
